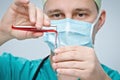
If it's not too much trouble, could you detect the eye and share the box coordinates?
[48,13,65,20]
[78,13,85,17]
[73,12,88,20]
[54,14,61,17]
[76,13,87,18]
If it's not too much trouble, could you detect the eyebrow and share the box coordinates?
[46,8,92,15]
[74,8,92,13]
[46,9,63,15]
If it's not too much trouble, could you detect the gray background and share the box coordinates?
[0,0,120,72]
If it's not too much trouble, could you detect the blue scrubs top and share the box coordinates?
[0,52,120,80]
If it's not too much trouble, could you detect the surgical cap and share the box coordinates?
[94,0,101,10]
[41,0,101,10]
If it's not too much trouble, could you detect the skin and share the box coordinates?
[0,0,50,45]
[44,0,110,80]
[0,0,111,80]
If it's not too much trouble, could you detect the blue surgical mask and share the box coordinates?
[43,18,98,52]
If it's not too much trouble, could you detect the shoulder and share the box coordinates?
[0,52,42,66]
[0,52,43,80]
[101,64,120,80]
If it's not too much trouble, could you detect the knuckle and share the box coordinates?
[73,46,79,50]
[60,46,66,51]
[89,63,95,71]
[29,3,36,8]
[71,69,78,76]
[82,70,92,79]
[72,62,78,68]
[69,52,76,59]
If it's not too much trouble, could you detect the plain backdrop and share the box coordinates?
[0,0,120,72]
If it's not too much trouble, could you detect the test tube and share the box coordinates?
[12,25,58,49]
[12,25,57,33]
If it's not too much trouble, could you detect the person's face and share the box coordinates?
[44,0,98,22]
[44,0,106,42]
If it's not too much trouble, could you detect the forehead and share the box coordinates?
[44,0,97,11]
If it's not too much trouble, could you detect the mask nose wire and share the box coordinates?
[55,19,71,48]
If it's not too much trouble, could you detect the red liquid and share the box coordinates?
[12,26,58,48]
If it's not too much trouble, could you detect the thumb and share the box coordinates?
[14,0,30,6]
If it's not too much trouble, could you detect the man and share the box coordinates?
[0,0,120,80]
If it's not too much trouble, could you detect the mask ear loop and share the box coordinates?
[90,10,102,47]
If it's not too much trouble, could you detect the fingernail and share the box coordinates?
[24,0,29,3]
[54,49,60,53]
[56,69,60,73]
[30,18,35,23]
[52,56,56,61]
[45,20,50,26]
[36,24,42,30]
[25,0,29,2]
[52,63,57,69]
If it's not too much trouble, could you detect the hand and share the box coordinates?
[0,0,50,40]
[52,46,111,80]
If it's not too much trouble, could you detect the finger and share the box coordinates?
[54,46,93,56]
[43,14,50,26]
[52,51,85,62]
[14,0,29,6]
[32,32,44,38]
[56,68,84,78]
[11,30,32,40]
[28,3,36,23]
[12,0,30,15]
[52,61,86,70]
[54,46,79,53]
[25,31,43,38]
[35,8,44,29]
